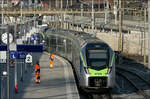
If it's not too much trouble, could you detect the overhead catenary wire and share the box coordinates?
[148,1,150,68]
[91,0,95,37]
[119,0,123,52]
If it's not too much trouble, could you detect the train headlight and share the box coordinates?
[107,67,112,74]
[84,67,89,74]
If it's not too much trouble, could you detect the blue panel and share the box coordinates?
[0,45,7,51]
[34,36,40,41]
[18,51,27,59]
[30,35,35,41]
[21,28,25,34]
[10,51,17,59]
[17,44,43,52]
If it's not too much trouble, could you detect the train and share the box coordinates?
[44,28,116,92]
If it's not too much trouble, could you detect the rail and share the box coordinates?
[116,67,150,99]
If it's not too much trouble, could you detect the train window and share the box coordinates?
[88,53,107,59]
[88,50,107,59]
[86,49,109,68]
[87,50,107,58]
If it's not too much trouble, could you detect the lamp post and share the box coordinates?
[0,0,4,45]
[148,0,150,68]
[7,25,10,99]
[1,0,4,24]
[34,0,36,27]
[119,0,123,52]
[81,3,84,31]
[105,0,109,24]
[1,0,4,25]
[80,0,95,36]
[1,71,8,99]
[14,23,18,93]
[91,0,95,37]
[21,0,23,22]
[144,8,147,66]
[114,0,118,25]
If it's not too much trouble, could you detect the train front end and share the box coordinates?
[80,42,115,90]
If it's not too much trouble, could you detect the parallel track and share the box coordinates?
[117,67,150,99]
[87,90,112,99]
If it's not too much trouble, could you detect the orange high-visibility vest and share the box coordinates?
[50,60,53,65]
[51,53,54,60]
[35,64,40,83]
[49,60,53,68]
[36,72,40,78]
[35,64,40,72]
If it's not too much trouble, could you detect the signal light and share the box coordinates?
[10,59,14,63]
[10,59,14,68]
[15,84,18,93]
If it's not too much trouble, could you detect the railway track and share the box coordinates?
[87,92,112,99]
[116,66,150,99]
[84,89,112,99]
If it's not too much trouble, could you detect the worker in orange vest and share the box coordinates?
[35,61,40,83]
[49,53,54,68]
[50,53,54,61]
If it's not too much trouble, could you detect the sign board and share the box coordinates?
[0,45,7,51]
[0,51,6,63]
[34,36,40,41]
[10,51,17,59]
[0,59,6,63]
[17,44,43,52]
[18,51,26,59]
[25,54,32,63]
[30,35,35,41]
[17,39,23,44]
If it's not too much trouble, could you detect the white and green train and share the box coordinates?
[44,28,116,92]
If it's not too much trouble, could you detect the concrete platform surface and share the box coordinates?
[14,52,79,99]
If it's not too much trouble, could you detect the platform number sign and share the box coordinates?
[0,51,6,63]
[25,54,32,63]
[10,51,17,59]
[18,52,26,59]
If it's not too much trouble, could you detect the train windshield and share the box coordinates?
[86,49,109,69]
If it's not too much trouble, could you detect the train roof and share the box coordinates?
[45,28,106,46]
[68,30,105,46]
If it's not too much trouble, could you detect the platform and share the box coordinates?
[13,52,79,99]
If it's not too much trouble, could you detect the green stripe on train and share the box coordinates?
[80,52,87,67]
[111,53,115,67]
[88,68,108,77]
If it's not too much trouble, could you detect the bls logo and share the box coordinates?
[95,73,102,75]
